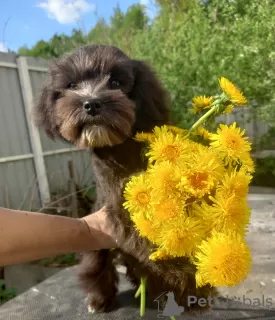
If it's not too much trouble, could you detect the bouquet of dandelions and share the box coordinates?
[123,77,254,318]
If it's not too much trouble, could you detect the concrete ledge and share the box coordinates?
[249,186,275,195]
[1,267,275,319]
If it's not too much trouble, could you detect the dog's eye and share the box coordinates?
[110,80,121,89]
[68,83,78,90]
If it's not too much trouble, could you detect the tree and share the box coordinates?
[18,40,57,59]
[87,19,111,45]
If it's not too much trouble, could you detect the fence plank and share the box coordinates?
[17,57,51,206]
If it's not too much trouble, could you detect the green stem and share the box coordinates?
[140,277,147,317]
[134,284,141,298]
[189,105,218,132]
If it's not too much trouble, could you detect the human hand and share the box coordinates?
[81,207,117,249]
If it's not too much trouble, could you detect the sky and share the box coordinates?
[0,0,153,52]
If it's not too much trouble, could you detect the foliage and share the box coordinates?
[82,184,96,200]
[132,0,275,128]
[18,29,87,59]
[256,127,275,150]
[255,157,275,176]
[0,280,16,305]
[253,156,275,187]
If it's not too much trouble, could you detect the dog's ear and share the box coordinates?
[32,83,59,140]
[130,60,171,132]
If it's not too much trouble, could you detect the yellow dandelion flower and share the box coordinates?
[192,96,214,113]
[176,141,208,166]
[194,231,252,287]
[211,192,251,235]
[193,126,211,140]
[152,125,170,137]
[177,150,224,198]
[135,132,156,144]
[241,153,255,173]
[192,141,211,154]
[209,122,252,164]
[194,192,251,235]
[146,130,189,164]
[166,125,189,136]
[224,104,234,114]
[224,161,238,175]
[218,167,252,198]
[152,196,186,222]
[131,212,161,242]
[123,174,152,216]
[177,172,213,198]
[155,215,206,257]
[195,271,205,288]
[219,77,248,105]
[147,161,182,198]
[188,139,207,153]
[134,125,188,145]
[149,249,171,261]
[152,125,188,136]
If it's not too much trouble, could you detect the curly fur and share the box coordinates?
[33,44,217,315]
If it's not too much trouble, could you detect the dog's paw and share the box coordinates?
[87,305,96,314]
[87,293,117,313]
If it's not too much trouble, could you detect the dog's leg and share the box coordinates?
[78,249,118,313]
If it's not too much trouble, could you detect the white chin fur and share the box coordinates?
[77,125,125,148]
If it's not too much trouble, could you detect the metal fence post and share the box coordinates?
[17,56,51,206]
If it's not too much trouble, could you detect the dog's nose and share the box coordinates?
[83,100,101,116]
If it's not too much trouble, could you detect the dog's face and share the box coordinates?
[34,45,170,148]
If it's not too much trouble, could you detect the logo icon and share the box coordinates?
[154,291,184,318]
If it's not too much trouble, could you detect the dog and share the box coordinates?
[33,44,217,315]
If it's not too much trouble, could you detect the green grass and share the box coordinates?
[38,253,78,267]
[0,280,16,305]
